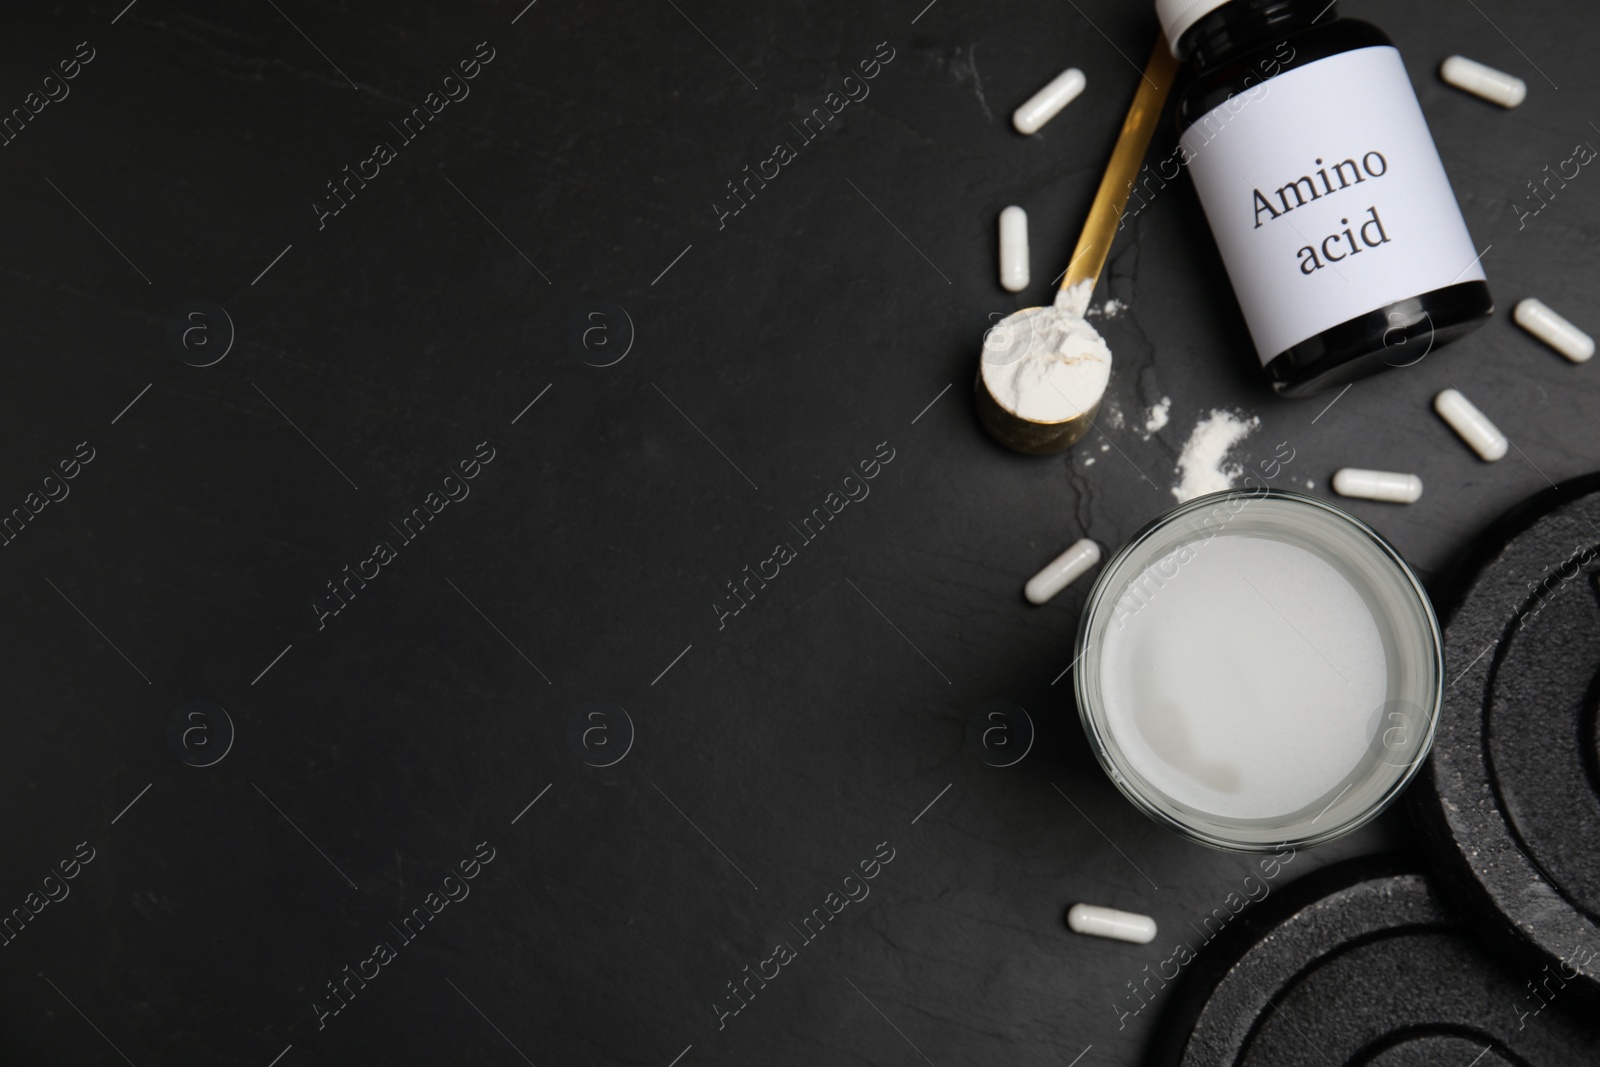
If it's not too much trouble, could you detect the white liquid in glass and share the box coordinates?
[1099,534,1387,821]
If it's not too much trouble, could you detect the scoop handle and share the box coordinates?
[1060,37,1181,299]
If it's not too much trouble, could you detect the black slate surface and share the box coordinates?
[0,1,1596,1065]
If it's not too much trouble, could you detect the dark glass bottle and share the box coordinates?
[1162,0,1494,397]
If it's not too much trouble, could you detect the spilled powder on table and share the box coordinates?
[1171,409,1260,502]
[1143,396,1171,437]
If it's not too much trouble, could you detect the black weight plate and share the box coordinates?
[1411,473,1600,1002]
[1147,857,1600,1066]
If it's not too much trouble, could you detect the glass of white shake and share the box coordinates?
[1074,490,1442,852]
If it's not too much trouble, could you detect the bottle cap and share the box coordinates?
[1155,0,1232,56]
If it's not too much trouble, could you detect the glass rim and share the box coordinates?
[1072,488,1443,853]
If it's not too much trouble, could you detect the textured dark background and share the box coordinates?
[1,0,1595,1064]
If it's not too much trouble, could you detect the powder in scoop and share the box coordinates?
[980,281,1112,424]
[1171,409,1259,502]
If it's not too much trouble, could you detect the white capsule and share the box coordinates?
[1514,298,1593,363]
[1435,388,1508,462]
[1440,55,1526,108]
[1013,67,1086,135]
[1332,468,1423,504]
[1025,538,1101,605]
[1067,903,1156,945]
[998,206,1029,293]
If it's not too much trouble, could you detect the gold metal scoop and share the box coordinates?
[977,37,1182,455]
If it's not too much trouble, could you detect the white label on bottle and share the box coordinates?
[1181,46,1485,365]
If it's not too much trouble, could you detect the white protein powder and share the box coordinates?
[1099,534,1387,821]
[981,282,1112,424]
[1143,396,1171,436]
[1172,409,1259,502]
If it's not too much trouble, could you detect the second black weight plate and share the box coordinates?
[1411,473,1600,1002]
[1147,857,1600,1066]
